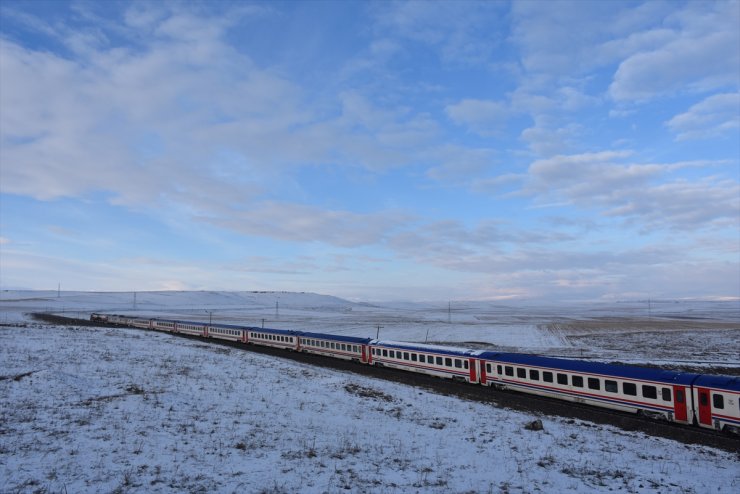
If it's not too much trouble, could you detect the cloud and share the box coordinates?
[666,92,740,141]
[523,152,739,231]
[202,202,412,248]
[371,1,505,65]
[609,2,739,101]
[0,4,445,244]
[445,99,508,135]
[520,122,583,156]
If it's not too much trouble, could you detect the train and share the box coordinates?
[90,313,740,433]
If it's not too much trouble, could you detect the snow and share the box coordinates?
[1,291,739,492]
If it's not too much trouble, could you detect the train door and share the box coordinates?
[672,385,688,422]
[478,360,487,385]
[361,345,368,364]
[697,387,712,426]
[468,358,477,383]
[366,346,373,365]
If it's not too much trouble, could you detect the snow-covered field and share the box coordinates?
[1,291,739,492]
[2,290,739,365]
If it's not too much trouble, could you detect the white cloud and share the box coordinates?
[609,2,739,101]
[666,92,740,141]
[523,152,739,231]
[445,99,508,135]
[520,122,583,157]
[372,1,505,65]
[203,202,412,248]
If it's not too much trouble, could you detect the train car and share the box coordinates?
[299,332,372,363]
[480,352,699,423]
[173,320,207,337]
[207,323,249,343]
[692,374,740,432]
[151,318,178,333]
[246,327,301,351]
[370,340,481,383]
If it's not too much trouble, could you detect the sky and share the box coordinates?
[0,0,738,302]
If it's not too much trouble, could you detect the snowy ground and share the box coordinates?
[2,292,740,492]
[2,320,739,493]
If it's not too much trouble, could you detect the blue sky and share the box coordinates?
[1,0,738,301]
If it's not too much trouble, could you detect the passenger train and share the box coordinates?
[90,313,740,433]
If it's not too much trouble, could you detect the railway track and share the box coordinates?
[31,313,740,454]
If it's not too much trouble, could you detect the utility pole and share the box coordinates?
[448,301,451,323]
[376,325,383,339]
[275,300,279,318]
[133,292,137,310]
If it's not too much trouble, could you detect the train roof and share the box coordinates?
[694,374,740,393]
[300,330,373,344]
[480,352,700,385]
[373,340,481,357]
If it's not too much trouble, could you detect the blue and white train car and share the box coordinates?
[206,322,248,343]
[370,340,481,383]
[300,332,372,363]
[692,374,740,432]
[479,352,699,424]
[245,327,301,351]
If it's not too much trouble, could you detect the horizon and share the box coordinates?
[1,1,738,302]
[1,288,739,306]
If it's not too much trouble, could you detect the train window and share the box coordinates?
[572,376,584,388]
[436,357,443,365]
[486,364,492,374]
[445,358,452,367]
[623,383,637,396]
[605,380,618,393]
[403,352,410,360]
[675,389,685,403]
[557,373,568,385]
[411,353,417,362]
[529,370,540,381]
[497,365,503,375]
[642,385,657,399]
[454,359,462,368]
[387,350,393,358]
[419,355,425,363]
[516,368,526,378]
[464,361,469,369]
[543,372,553,383]
[661,388,672,402]
[713,394,725,409]
[382,349,388,357]
[588,378,600,390]
[505,366,514,377]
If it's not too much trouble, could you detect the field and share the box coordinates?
[1,291,739,492]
